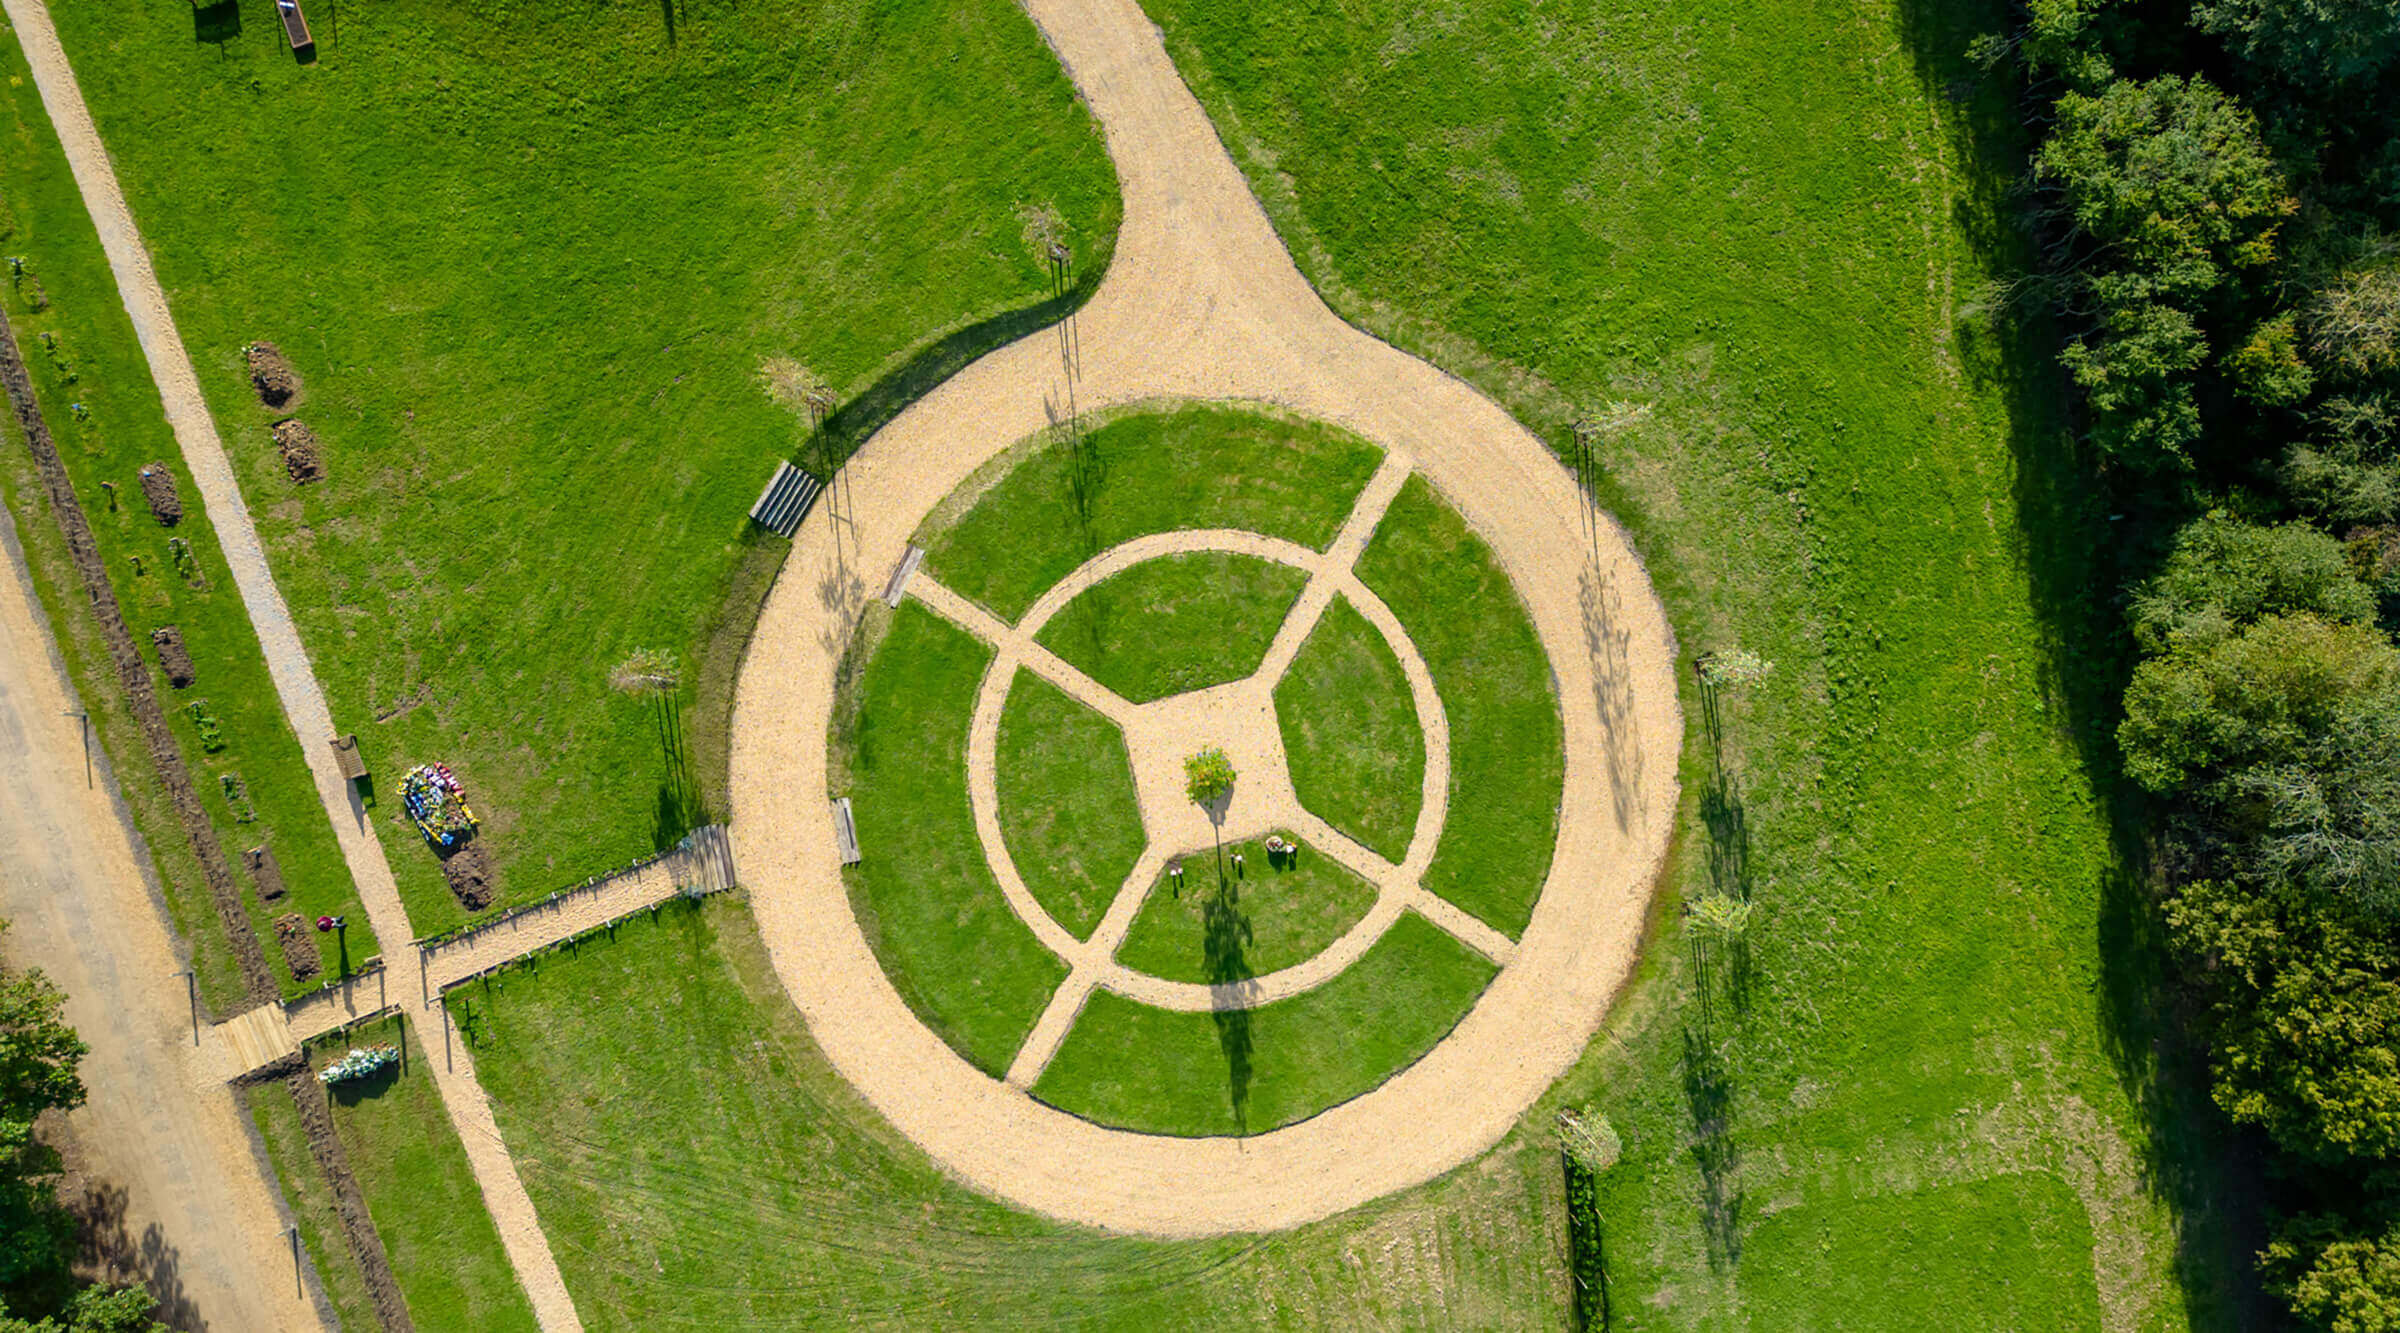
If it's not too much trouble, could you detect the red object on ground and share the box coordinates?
[315,915,334,932]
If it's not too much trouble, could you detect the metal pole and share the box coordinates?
[284,1223,301,1298]
[61,709,87,786]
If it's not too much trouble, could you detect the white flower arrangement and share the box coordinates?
[318,1044,401,1084]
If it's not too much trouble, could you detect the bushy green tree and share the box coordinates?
[0,1287,165,1333]
[2194,0,2400,82]
[2267,1214,2400,1332]
[0,931,85,1302]
[2130,513,2376,654]
[2288,396,2400,525]
[2229,310,2319,405]
[2119,613,2397,791]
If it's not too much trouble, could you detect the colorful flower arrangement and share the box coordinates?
[401,763,479,848]
[318,1044,399,1085]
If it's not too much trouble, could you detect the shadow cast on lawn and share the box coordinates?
[1891,0,2268,1321]
[1203,865,1256,1134]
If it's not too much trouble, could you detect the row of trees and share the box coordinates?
[1978,0,2400,1322]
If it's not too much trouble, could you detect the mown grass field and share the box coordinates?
[461,897,1565,1327]
[1037,551,1305,703]
[47,0,1119,931]
[997,673,1144,938]
[1140,0,2237,1320]
[0,27,370,1008]
[1274,594,1423,861]
[1114,834,1377,982]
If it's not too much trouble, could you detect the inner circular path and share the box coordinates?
[727,0,1683,1236]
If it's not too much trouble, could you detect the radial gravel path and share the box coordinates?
[0,1,581,1325]
[729,0,1683,1236]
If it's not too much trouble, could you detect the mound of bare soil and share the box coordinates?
[438,839,495,911]
[244,843,286,903]
[245,341,298,408]
[136,464,180,526]
[149,625,194,688]
[269,418,323,484]
[273,912,321,982]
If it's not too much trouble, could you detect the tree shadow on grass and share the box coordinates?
[651,692,707,853]
[1203,865,1255,1135]
[1891,0,2267,1320]
[1681,1022,1742,1270]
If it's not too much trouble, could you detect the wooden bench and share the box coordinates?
[330,733,365,782]
[274,0,314,54]
[881,544,925,608]
[831,797,862,866]
[749,460,823,537]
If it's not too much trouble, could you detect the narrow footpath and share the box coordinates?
[0,1,582,1326]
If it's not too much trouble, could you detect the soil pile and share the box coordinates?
[439,839,495,911]
[268,419,323,484]
[244,341,298,408]
[272,912,320,982]
[149,625,194,688]
[244,843,286,903]
[136,464,180,526]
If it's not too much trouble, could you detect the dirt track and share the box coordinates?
[0,499,321,1330]
[728,0,1684,1236]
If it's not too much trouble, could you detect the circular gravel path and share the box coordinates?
[728,0,1681,1236]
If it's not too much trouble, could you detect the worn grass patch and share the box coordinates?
[1036,551,1306,704]
[835,602,1063,1076]
[923,403,1382,622]
[1115,835,1378,982]
[48,0,1120,931]
[1356,477,1561,937]
[0,35,370,1006]
[1274,595,1424,861]
[1036,911,1494,1136]
[459,896,1566,1326]
[996,672,1144,939]
[319,1017,537,1332]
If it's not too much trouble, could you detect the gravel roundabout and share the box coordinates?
[728,0,1682,1236]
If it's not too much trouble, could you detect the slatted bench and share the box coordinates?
[832,797,862,866]
[273,0,314,54]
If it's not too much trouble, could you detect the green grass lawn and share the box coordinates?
[1142,0,2229,1319]
[1035,552,1305,703]
[1355,478,1562,937]
[461,896,1566,1328]
[922,403,1382,622]
[0,32,371,1007]
[1274,594,1423,861]
[835,602,1064,1075]
[245,1083,378,1332]
[1114,835,1378,982]
[1036,912,1495,1136]
[318,1018,538,1332]
[1738,1174,2102,1331]
[996,673,1145,938]
[47,0,1120,932]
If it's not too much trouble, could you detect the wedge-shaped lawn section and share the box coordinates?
[837,603,1064,1075]
[49,0,1120,931]
[321,1017,539,1332]
[1035,912,1494,1136]
[1356,479,1561,937]
[997,673,1145,939]
[1037,553,1306,703]
[925,404,1382,621]
[1274,596,1424,862]
[1116,836,1379,983]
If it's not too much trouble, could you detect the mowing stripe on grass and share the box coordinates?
[1355,477,1561,938]
[838,601,1067,1075]
[1033,911,1496,1136]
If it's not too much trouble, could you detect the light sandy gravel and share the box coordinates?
[0,1,583,1324]
[727,0,1683,1236]
[0,501,323,1329]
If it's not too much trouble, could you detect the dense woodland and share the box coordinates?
[1980,0,2400,1322]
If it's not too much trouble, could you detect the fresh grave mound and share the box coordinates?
[137,463,180,526]
[244,340,299,408]
[438,840,495,912]
[149,625,194,688]
[244,843,287,903]
[270,418,323,484]
[274,912,321,981]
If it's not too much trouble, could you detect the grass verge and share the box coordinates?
[243,1081,376,1332]
[316,1017,538,1332]
[459,895,1568,1327]
[48,0,1120,931]
[922,402,1382,621]
[1114,836,1377,983]
[1036,551,1305,703]
[834,602,1064,1075]
[0,27,370,1006]
[996,672,1144,939]
[1273,593,1423,861]
[1036,911,1495,1136]
[1355,477,1562,938]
